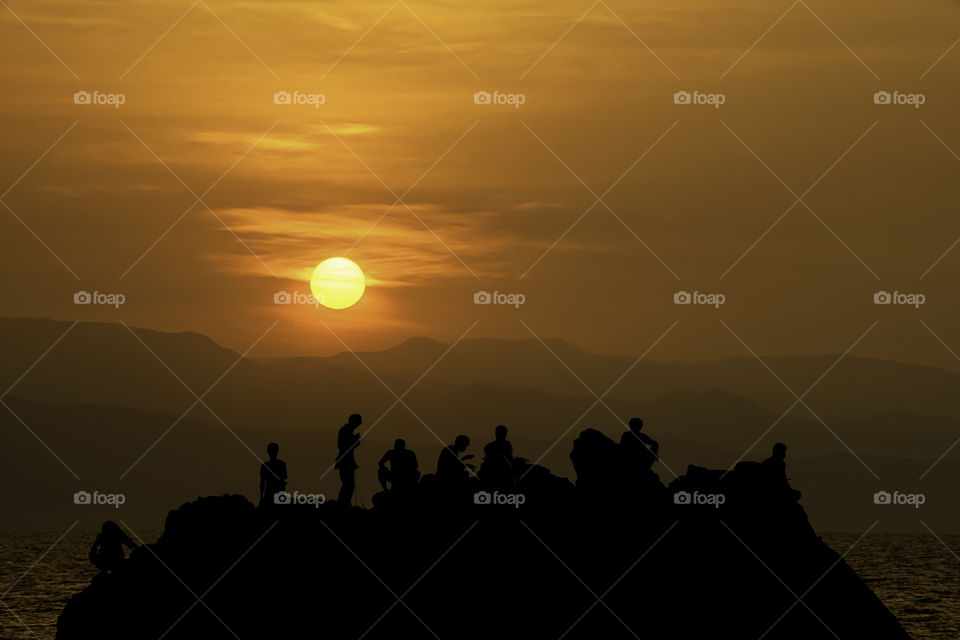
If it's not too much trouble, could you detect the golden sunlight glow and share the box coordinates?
[310,257,365,310]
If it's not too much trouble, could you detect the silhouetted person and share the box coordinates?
[437,435,474,482]
[336,413,362,506]
[89,521,137,574]
[378,438,420,492]
[483,425,515,487]
[259,442,288,507]
[762,442,789,488]
[620,418,659,471]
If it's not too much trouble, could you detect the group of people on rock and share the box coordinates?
[87,413,794,577]
[257,413,669,507]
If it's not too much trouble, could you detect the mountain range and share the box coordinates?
[1,316,956,532]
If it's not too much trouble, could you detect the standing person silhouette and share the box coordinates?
[336,414,363,506]
[89,521,138,574]
[259,442,288,508]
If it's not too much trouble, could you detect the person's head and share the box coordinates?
[394,438,406,450]
[347,413,362,428]
[495,425,508,440]
[773,442,787,460]
[454,435,470,451]
[629,418,643,433]
[101,520,122,537]
[267,442,279,458]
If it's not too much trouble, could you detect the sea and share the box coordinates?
[0,531,956,639]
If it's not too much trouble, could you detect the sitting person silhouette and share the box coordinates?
[336,414,363,506]
[259,442,288,508]
[437,435,474,482]
[482,425,516,488]
[378,439,420,492]
[620,418,659,472]
[759,441,803,504]
[761,442,788,485]
[89,521,137,574]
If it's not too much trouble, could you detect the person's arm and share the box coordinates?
[378,452,389,469]
[122,532,138,549]
[259,467,266,499]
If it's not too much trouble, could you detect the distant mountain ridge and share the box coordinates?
[3,317,960,533]
[5,316,960,431]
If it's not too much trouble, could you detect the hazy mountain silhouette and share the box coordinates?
[4,316,960,533]
[6,317,960,428]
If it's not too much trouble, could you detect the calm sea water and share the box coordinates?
[0,531,956,639]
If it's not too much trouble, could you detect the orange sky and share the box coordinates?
[2,0,960,366]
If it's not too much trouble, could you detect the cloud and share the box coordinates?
[210,204,527,284]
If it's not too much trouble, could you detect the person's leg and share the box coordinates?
[378,467,390,491]
[338,467,356,505]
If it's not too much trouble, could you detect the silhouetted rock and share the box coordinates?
[57,434,909,640]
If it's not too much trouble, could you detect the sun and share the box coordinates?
[310,257,365,310]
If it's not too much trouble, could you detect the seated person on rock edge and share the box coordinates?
[761,442,801,501]
[620,418,659,472]
[378,438,420,492]
[89,521,138,574]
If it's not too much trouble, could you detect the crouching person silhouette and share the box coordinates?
[89,521,138,574]
[437,435,475,484]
